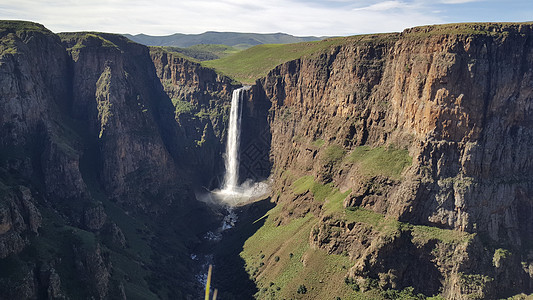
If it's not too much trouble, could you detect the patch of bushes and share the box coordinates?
[297,284,307,294]
[344,277,360,291]
[493,248,511,267]
[173,99,196,115]
[312,139,325,148]
[381,286,426,299]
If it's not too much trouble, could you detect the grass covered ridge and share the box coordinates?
[0,20,52,35]
[292,174,473,244]
[203,33,399,84]
[0,21,55,55]
[403,22,533,39]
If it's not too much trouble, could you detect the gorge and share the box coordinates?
[1,20,533,300]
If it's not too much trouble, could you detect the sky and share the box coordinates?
[0,0,532,36]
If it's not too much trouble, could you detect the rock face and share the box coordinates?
[60,32,182,210]
[150,48,238,187]
[149,49,272,185]
[0,21,222,299]
[253,23,533,298]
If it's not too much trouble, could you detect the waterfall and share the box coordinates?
[196,86,268,206]
[221,87,244,193]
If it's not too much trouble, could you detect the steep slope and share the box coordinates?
[239,22,533,299]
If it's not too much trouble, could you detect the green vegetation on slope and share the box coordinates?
[292,175,336,202]
[0,20,52,35]
[348,145,412,180]
[59,32,123,52]
[241,206,382,300]
[203,33,399,84]
[322,144,346,165]
[240,173,474,299]
[293,173,473,244]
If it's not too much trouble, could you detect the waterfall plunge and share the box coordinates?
[221,88,244,193]
[206,86,269,206]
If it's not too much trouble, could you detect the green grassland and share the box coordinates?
[0,20,52,35]
[203,33,399,84]
[161,44,241,61]
[241,206,382,300]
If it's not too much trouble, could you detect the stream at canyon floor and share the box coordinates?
[191,194,274,298]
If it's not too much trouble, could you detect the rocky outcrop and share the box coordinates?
[0,186,41,258]
[74,243,111,299]
[256,23,533,298]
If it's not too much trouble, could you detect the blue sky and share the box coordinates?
[0,0,531,36]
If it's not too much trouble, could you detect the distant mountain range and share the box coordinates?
[123,31,324,48]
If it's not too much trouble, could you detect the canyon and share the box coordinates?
[0,20,533,299]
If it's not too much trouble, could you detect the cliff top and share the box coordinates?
[149,45,202,63]
[403,21,533,37]
[0,20,58,56]
[58,32,136,50]
[203,21,533,84]
[0,20,52,35]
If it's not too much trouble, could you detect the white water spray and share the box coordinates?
[221,88,244,192]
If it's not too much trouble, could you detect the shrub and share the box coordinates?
[297,284,307,294]
[344,277,360,291]
[173,100,195,115]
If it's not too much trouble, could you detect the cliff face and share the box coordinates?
[0,22,222,299]
[150,48,238,187]
[60,33,182,210]
[249,23,533,299]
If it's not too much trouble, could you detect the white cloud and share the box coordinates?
[439,0,481,3]
[0,0,443,36]
[353,1,407,11]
